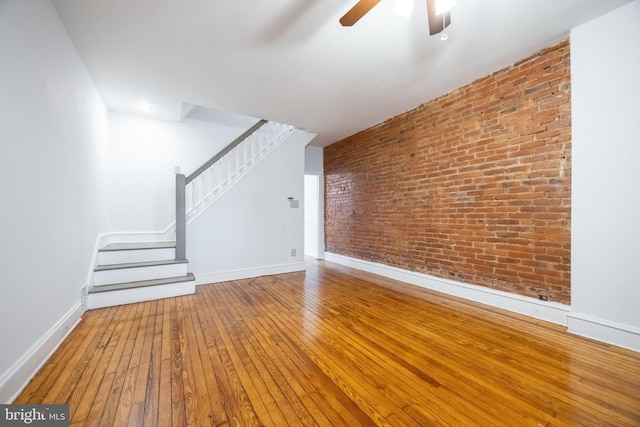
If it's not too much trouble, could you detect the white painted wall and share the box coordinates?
[304,146,324,175]
[0,0,109,401]
[108,112,249,233]
[187,130,316,282]
[570,0,640,350]
[304,175,320,258]
[304,146,325,258]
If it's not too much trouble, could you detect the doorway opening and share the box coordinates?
[304,174,323,259]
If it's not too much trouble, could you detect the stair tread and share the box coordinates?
[95,258,188,271]
[90,273,195,293]
[100,242,176,251]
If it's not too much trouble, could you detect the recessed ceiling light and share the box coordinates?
[137,102,155,112]
[393,0,414,18]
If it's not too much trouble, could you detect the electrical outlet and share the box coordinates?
[291,248,296,257]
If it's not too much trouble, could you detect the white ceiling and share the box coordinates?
[51,0,630,146]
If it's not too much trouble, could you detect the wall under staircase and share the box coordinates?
[187,127,316,284]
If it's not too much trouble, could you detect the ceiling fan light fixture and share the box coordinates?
[392,0,414,18]
[435,0,456,15]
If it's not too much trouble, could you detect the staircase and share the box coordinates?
[184,120,294,223]
[88,242,195,309]
[87,120,294,309]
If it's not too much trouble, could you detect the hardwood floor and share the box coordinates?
[16,260,640,426]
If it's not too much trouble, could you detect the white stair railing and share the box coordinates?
[185,120,292,219]
[174,120,294,259]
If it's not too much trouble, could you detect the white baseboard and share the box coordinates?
[567,312,640,352]
[194,262,306,286]
[0,302,83,404]
[324,252,570,326]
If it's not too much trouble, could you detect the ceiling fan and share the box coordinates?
[339,0,455,37]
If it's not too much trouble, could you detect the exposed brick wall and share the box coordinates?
[324,41,571,304]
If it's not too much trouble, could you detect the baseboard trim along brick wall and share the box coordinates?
[325,252,570,326]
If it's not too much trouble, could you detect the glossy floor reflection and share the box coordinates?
[17,259,640,426]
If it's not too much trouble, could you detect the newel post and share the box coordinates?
[175,173,186,260]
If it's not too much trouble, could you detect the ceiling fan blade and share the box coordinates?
[426,0,451,35]
[339,0,382,26]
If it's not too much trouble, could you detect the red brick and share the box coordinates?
[324,41,571,304]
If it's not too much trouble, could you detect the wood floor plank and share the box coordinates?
[15,260,640,426]
[260,278,484,425]
[82,371,115,427]
[128,300,154,370]
[66,306,122,422]
[205,285,286,426]
[270,274,496,424]
[186,294,230,425]
[256,320,373,424]
[76,304,135,424]
[142,300,164,427]
[237,292,394,426]
[97,302,145,426]
[293,274,552,424]
[16,313,115,403]
[290,271,570,423]
[113,365,138,427]
[180,295,216,426]
[245,276,451,424]
[230,278,375,426]
[198,288,264,426]
[221,282,320,426]
[157,299,174,427]
[220,288,313,425]
[170,298,186,427]
[126,300,156,426]
[112,301,153,426]
[326,277,628,424]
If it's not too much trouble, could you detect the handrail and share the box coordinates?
[185,119,268,184]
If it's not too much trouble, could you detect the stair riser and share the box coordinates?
[88,281,195,309]
[98,248,175,265]
[93,263,188,286]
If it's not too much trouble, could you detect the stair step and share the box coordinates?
[98,243,176,265]
[99,241,176,251]
[93,259,189,286]
[89,273,195,293]
[88,274,196,309]
[94,259,187,271]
